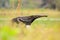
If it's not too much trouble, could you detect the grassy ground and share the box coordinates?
[0,9,60,40]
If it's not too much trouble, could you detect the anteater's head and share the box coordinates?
[31,14,48,19]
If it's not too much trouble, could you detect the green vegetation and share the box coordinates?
[0,9,60,40]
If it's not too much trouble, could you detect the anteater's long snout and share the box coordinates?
[39,14,48,17]
[32,14,48,18]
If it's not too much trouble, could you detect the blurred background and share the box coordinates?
[0,0,60,9]
[0,0,60,40]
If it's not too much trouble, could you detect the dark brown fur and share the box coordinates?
[12,15,48,26]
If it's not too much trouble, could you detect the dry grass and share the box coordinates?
[0,9,60,40]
